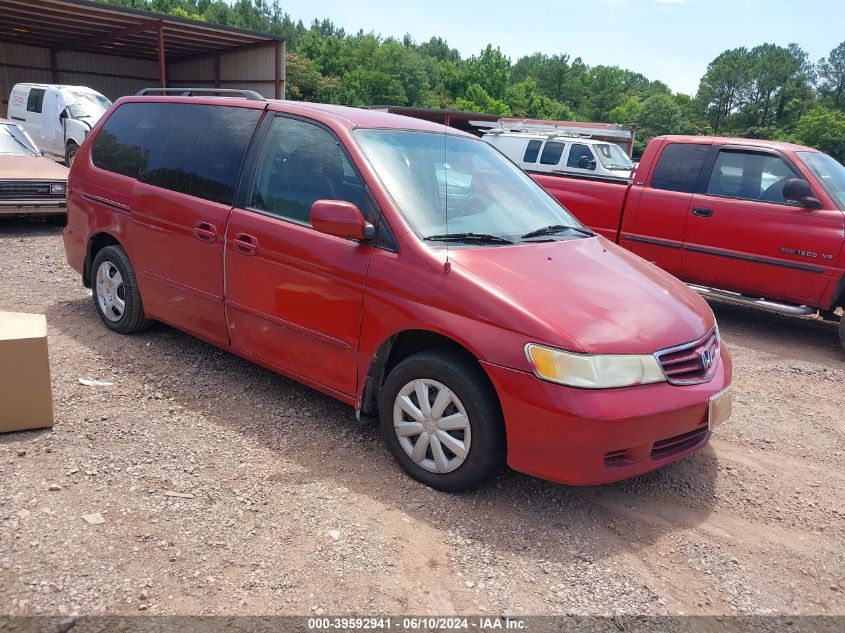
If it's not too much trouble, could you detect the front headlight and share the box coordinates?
[50,183,66,194]
[525,343,666,389]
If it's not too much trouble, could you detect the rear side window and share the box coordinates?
[540,141,565,165]
[91,102,261,205]
[250,116,375,225]
[651,143,709,193]
[26,89,45,113]
[523,140,542,163]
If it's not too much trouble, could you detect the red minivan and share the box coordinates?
[63,91,733,491]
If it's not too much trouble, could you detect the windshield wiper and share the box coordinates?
[424,232,514,245]
[520,224,594,239]
[8,135,36,156]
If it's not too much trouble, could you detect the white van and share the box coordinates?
[7,84,112,165]
[479,124,635,180]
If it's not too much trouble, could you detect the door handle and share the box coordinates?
[692,207,714,218]
[232,232,258,255]
[193,221,218,243]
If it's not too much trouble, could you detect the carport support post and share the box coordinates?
[157,22,166,88]
[274,40,283,99]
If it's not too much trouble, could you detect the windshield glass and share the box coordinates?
[67,91,111,119]
[0,123,40,156]
[594,143,633,171]
[354,129,588,243]
[797,151,845,210]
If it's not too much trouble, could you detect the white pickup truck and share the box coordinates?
[479,123,635,181]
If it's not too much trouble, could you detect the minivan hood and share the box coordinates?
[448,236,714,355]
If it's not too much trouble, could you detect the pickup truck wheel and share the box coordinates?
[379,350,505,492]
[91,246,152,334]
[65,142,79,167]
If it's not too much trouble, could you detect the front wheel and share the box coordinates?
[91,245,152,334]
[379,350,506,492]
[65,142,79,167]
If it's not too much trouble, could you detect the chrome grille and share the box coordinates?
[0,181,63,199]
[655,328,720,385]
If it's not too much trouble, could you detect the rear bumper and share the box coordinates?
[481,347,732,485]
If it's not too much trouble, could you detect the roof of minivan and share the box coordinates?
[270,100,472,134]
[120,96,472,136]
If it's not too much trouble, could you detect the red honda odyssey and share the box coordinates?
[63,91,732,491]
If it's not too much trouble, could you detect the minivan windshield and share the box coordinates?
[67,91,112,120]
[796,151,845,210]
[594,143,634,171]
[355,129,590,243]
[0,123,40,157]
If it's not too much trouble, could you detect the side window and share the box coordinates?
[567,143,595,170]
[26,89,45,113]
[523,139,542,163]
[651,143,709,193]
[91,104,150,179]
[91,102,261,205]
[539,141,565,165]
[706,150,800,203]
[251,116,374,225]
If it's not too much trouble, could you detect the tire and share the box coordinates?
[379,350,506,492]
[91,245,152,334]
[65,142,79,167]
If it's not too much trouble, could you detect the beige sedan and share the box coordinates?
[0,118,68,222]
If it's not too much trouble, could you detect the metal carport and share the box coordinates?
[0,0,285,116]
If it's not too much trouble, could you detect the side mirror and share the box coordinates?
[59,109,68,119]
[783,178,822,209]
[311,200,375,241]
[578,156,596,170]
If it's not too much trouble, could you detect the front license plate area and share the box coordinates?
[708,386,733,430]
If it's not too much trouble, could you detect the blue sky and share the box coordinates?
[272,0,844,95]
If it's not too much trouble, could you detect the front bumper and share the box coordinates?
[0,200,67,216]
[481,347,732,485]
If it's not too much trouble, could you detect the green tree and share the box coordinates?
[466,45,510,101]
[792,106,845,162]
[454,84,511,116]
[818,41,845,109]
[696,48,753,132]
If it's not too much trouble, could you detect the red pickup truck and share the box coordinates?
[530,136,845,351]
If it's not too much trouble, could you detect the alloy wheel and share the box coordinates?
[95,260,126,322]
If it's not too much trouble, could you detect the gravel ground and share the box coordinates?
[0,219,843,618]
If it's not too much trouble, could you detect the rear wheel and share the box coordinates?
[379,350,505,492]
[91,245,152,334]
[65,142,79,167]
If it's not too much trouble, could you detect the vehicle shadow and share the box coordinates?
[46,295,720,567]
[708,301,844,366]
[0,216,64,237]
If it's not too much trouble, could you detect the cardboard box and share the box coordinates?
[0,311,54,433]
